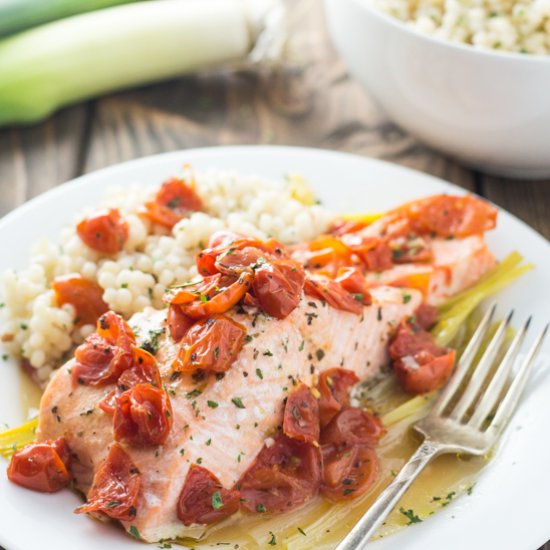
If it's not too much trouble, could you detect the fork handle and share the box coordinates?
[335,441,443,550]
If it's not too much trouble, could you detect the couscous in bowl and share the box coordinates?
[324,0,550,178]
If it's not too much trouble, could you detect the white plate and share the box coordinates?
[0,146,549,550]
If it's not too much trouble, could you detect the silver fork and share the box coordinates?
[336,305,548,550]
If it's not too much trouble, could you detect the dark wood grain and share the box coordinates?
[0,1,548,549]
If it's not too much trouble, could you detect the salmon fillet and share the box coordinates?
[364,236,496,305]
[37,286,421,542]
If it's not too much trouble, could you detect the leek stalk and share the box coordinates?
[0,0,140,38]
[0,0,284,126]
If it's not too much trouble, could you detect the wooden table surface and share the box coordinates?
[0,2,548,549]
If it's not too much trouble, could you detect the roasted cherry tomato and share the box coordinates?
[321,445,378,501]
[113,383,173,446]
[283,383,320,444]
[7,438,70,493]
[75,443,140,521]
[320,407,385,451]
[316,368,359,428]
[252,260,305,319]
[214,246,266,276]
[179,272,253,319]
[52,274,108,326]
[177,465,240,526]
[72,311,135,386]
[237,433,321,514]
[389,319,456,394]
[346,236,393,272]
[335,267,371,305]
[117,347,162,391]
[76,208,128,254]
[173,314,246,374]
[196,233,287,277]
[142,177,204,229]
[304,275,363,314]
[164,275,224,306]
[397,194,497,238]
[167,304,194,342]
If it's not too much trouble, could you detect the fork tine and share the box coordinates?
[431,304,496,416]
[448,311,513,421]
[488,324,548,436]
[468,316,531,429]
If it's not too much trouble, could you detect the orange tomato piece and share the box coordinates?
[52,274,108,326]
[76,208,128,254]
[173,314,246,374]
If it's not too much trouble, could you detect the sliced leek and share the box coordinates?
[432,251,532,346]
[0,417,37,458]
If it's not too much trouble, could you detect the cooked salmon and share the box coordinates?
[37,286,421,542]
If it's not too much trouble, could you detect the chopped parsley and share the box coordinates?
[231,397,245,409]
[255,368,263,380]
[107,501,121,508]
[402,293,412,304]
[129,526,141,539]
[211,491,224,510]
[207,400,219,408]
[186,389,202,399]
[256,503,267,513]
[263,350,273,357]
[399,507,422,525]
[268,532,277,545]
[140,327,165,355]
[297,527,307,536]
[299,340,305,352]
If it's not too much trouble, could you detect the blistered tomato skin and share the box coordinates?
[316,368,359,428]
[75,443,140,521]
[252,260,305,319]
[237,434,321,514]
[76,208,128,254]
[304,274,363,314]
[72,311,136,387]
[7,438,71,493]
[113,383,173,446]
[177,465,240,526]
[283,383,320,444]
[52,274,108,326]
[173,314,246,374]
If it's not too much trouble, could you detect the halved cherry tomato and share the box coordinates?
[173,314,246,374]
[283,383,320,444]
[164,275,223,306]
[316,368,359,428]
[215,246,266,276]
[167,304,194,342]
[177,465,240,526]
[196,234,287,277]
[7,438,70,493]
[321,445,378,501]
[237,433,321,514]
[252,260,305,319]
[117,347,162,391]
[75,443,140,521]
[396,194,497,238]
[304,275,363,314]
[142,177,204,229]
[72,311,135,386]
[180,271,253,319]
[335,267,371,305]
[346,236,393,272]
[113,383,173,446]
[389,319,456,394]
[52,274,108,326]
[77,208,128,254]
[320,407,385,450]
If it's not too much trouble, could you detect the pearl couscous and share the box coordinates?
[372,0,550,54]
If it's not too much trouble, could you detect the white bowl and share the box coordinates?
[323,0,550,179]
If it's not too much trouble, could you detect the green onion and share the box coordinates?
[0,0,277,126]
[0,0,139,38]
